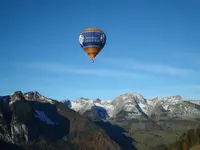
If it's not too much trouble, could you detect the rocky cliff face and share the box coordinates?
[0,91,120,150]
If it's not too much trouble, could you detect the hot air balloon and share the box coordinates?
[78,28,106,63]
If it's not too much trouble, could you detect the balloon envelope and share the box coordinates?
[78,28,106,62]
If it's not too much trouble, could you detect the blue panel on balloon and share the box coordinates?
[79,31,106,49]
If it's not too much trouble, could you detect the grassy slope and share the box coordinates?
[110,117,200,150]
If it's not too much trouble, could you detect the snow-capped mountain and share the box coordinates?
[65,93,200,121]
[11,90,200,121]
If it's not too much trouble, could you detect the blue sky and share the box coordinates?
[0,0,200,101]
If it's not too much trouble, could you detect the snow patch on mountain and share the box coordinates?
[138,103,149,115]
[163,105,169,110]
[102,102,115,118]
[71,98,95,114]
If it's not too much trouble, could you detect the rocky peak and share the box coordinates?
[24,91,43,101]
[74,97,93,105]
[152,95,183,101]
[79,97,90,100]
[23,91,54,104]
[170,95,183,100]
[114,92,147,104]
[151,95,183,107]
[94,98,101,104]
[10,91,25,104]
[61,99,72,108]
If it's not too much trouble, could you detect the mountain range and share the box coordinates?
[67,93,200,121]
[1,91,200,150]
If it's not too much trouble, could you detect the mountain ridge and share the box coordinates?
[0,91,121,150]
[63,92,200,121]
[1,90,200,150]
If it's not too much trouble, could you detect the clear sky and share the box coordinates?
[1,0,200,101]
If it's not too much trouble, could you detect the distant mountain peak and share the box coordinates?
[29,90,40,94]
[152,95,183,100]
[61,99,72,108]
[114,92,147,104]
[24,91,42,99]
[94,98,101,104]
[79,97,90,100]
[118,92,144,97]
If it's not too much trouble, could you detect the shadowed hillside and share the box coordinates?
[94,121,137,150]
[0,91,120,150]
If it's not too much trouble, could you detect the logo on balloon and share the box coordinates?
[100,34,105,44]
[79,35,84,45]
